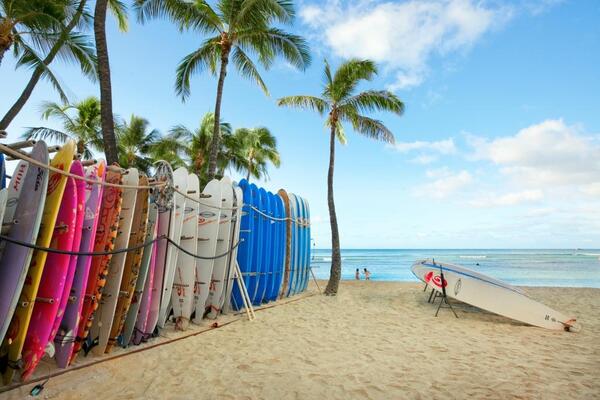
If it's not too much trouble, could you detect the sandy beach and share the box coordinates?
[1,280,599,399]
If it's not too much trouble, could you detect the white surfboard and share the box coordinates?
[221,185,243,314]
[192,179,221,324]
[411,259,579,331]
[206,177,234,319]
[158,166,188,328]
[171,173,199,330]
[91,168,139,355]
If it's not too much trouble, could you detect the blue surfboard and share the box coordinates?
[0,153,5,189]
[302,198,311,292]
[270,194,285,301]
[295,195,306,294]
[254,188,269,304]
[250,184,264,305]
[288,193,300,296]
[232,179,253,310]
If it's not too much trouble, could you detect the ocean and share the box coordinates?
[311,249,600,288]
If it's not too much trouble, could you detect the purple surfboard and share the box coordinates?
[0,141,49,345]
[54,161,106,368]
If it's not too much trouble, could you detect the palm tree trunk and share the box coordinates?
[0,0,87,130]
[324,124,342,295]
[207,47,229,180]
[94,0,118,164]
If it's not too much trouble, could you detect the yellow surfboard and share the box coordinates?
[1,140,75,384]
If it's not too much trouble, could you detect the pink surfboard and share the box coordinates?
[54,161,105,368]
[47,162,85,352]
[21,171,77,380]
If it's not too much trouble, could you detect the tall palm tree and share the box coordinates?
[116,115,159,173]
[232,127,280,181]
[0,0,66,66]
[277,59,405,295]
[94,0,127,165]
[147,129,188,170]
[0,0,97,130]
[135,0,311,180]
[22,96,104,159]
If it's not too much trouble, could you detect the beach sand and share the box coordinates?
[2,281,598,399]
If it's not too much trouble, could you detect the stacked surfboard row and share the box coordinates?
[0,140,311,384]
[230,179,311,311]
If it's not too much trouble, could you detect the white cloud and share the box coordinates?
[470,119,600,188]
[393,138,457,154]
[301,0,511,89]
[414,168,473,199]
[470,189,544,208]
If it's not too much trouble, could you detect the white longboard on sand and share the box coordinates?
[192,179,221,324]
[171,173,199,330]
[91,168,139,355]
[206,177,234,319]
[222,185,243,313]
[158,167,188,328]
[411,259,580,331]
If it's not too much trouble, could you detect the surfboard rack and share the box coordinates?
[432,262,458,319]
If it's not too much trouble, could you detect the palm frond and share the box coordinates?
[231,46,268,95]
[22,127,71,143]
[237,27,310,71]
[15,43,69,103]
[343,113,396,144]
[175,37,220,100]
[107,0,128,31]
[134,0,221,32]
[276,95,328,115]
[341,90,405,116]
[331,59,377,102]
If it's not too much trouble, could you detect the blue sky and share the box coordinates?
[1,0,599,249]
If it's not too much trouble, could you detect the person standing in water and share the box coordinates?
[355,268,360,280]
[363,268,371,280]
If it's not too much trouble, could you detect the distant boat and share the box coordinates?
[411,259,579,332]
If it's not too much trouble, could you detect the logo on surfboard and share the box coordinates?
[424,271,447,288]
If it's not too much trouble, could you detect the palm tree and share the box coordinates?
[116,115,159,173]
[22,96,104,159]
[94,0,127,165]
[232,127,280,181]
[0,0,66,66]
[170,112,232,179]
[135,0,311,180]
[0,0,97,130]
[147,129,188,170]
[277,59,405,295]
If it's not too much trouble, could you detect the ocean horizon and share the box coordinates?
[311,248,600,288]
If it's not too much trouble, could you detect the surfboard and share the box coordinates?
[20,164,79,381]
[70,168,123,364]
[122,201,157,347]
[90,168,139,355]
[46,161,86,352]
[158,166,188,328]
[222,185,243,313]
[0,141,48,346]
[206,177,234,318]
[145,161,173,336]
[249,184,264,305]
[253,188,269,304]
[1,140,75,384]
[0,152,5,189]
[297,196,307,294]
[172,173,199,330]
[287,193,299,297]
[106,175,149,353]
[192,179,221,323]
[0,188,6,240]
[302,198,312,292]
[269,194,285,301]
[54,161,106,368]
[411,260,580,331]
[231,180,253,310]
[277,190,292,299]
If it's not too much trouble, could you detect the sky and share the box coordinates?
[1,0,599,249]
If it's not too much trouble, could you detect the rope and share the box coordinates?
[172,187,240,211]
[0,234,241,260]
[247,204,310,226]
[0,143,162,190]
